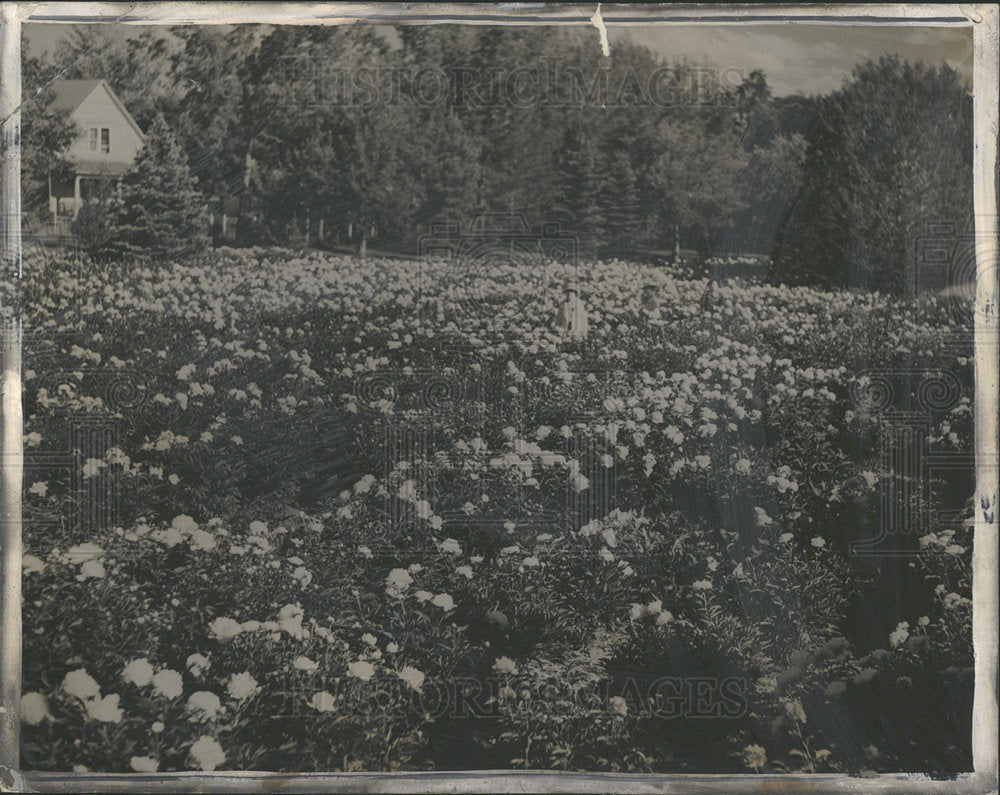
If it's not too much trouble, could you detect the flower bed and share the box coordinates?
[20,247,974,774]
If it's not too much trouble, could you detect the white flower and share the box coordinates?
[190,735,226,771]
[608,695,628,716]
[172,514,198,533]
[130,756,159,773]
[187,654,211,677]
[778,532,794,543]
[82,458,106,478]
[742,744,767,770]
[520,556,540,568]
[361,633,378,647]
[122,658,155,687]
[310,691,337,712]
[28,481,48,496]
[735,458,752,474]
[347,660,375,681]
[784,699,807,723]
[439,538,462,556]
[692,580,713,591]
[226,672,260,701]
[754,507,773,527]
[889,621,910,647]
[293,656,318,672]
[189,529,216,551]
[493,656,518,675]
[63,669,101,700]
[187,691,223,722]
[570,471,590,492]
[431,593,455,611]
[455,565,474,579]
[86,694,123,723]
[152,669,184,699]
[397,666,425,692]
[810,536,826,548]
[486,609,509,627]
[62,543,104,564]
[78,559,106,580]
[22,554,45,575]
[209,617,243,641]
[655,610,674,626]
[20,692,50,725]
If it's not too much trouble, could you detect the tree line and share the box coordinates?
[22,24,972,293]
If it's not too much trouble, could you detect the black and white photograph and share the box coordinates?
[2,3,997,786]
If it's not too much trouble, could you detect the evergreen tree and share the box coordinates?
[112,114,210,257]
[554,126,607,257]
[601,152,641,258]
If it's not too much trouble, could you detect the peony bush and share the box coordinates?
[21,246,974,773]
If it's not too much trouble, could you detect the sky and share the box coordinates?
[612,25,972,96]
[23,22,973,98]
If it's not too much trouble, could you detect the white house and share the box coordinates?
[47,79,145,232]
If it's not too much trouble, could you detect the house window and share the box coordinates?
[89,127,110,154]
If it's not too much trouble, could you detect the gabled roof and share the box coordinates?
[48,79,146,141]
[49,79,104,112]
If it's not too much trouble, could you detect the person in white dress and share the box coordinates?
[555,284,589,340]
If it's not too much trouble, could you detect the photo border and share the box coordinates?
[0,3,996,793]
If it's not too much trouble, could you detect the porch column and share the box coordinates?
[73,174,81,218]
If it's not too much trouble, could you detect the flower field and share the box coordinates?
[20,246,974,774]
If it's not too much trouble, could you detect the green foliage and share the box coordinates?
[111,114,210,258]
[20,43,77,224]
[773,57,973,293]
[70,199,117,257]
[52,26,176,130]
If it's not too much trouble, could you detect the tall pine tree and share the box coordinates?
[112,114,210,257]
[554,126,607,258]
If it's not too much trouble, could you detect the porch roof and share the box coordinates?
[71,160,133,177]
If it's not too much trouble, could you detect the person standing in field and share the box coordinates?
[556,284,589,340]
[640,283,663,323]
[701,277,720,313]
